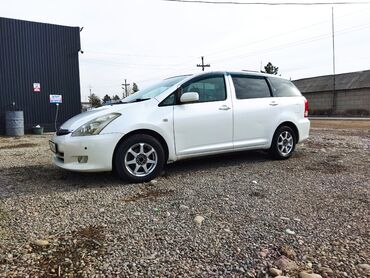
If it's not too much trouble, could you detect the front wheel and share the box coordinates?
[114,134,165,182]
[270,126,296,159]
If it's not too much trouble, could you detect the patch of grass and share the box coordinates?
[311,119,370,129]
[0,143,38,150]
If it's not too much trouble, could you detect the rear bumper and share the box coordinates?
[50,132,124,172]
[297,118,310,143]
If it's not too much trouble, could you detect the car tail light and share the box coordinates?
[304,98,309,117]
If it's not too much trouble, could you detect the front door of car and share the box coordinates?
[173,74,233,156]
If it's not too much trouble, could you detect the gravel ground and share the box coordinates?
[0,126,369,277]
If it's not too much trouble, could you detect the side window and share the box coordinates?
[231,75,271,99]
[159,93,176,106]
[269,77,302,97]
[181,76,226,103]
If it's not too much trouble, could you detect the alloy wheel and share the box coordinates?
[124,143,158,177]
[277,131,294,156]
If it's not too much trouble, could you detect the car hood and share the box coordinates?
[60,100,156,131]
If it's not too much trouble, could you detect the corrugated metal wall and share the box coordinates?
[0,17,81,133]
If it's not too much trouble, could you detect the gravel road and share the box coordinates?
[0,126,369,277]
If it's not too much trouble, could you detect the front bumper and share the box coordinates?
[50,132,124,172]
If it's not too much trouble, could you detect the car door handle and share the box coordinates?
[269,102,279,106]
[219,105,231,111]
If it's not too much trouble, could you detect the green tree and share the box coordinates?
[112,94,120,101]
[88,93,102,108]
[102,94,111,103]
[132,82,139,93]
[264,62,279,75]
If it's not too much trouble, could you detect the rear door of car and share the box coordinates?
[229,73,280,149]
[267,76,305,118]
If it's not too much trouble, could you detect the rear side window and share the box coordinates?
[231,75,271,99]
[268,77,301,97]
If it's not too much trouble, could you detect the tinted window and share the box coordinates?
[269,77,301,97]
[159,93,176,106]
[181,76,226,102]
[231,75,271,99]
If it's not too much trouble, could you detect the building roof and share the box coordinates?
[293,70,370,93]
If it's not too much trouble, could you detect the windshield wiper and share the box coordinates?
[107,100,124,105]
[127,98,151,103]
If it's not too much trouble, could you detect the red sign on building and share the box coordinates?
[33,83,41,92]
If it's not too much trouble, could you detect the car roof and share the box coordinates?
[169,70,285,80]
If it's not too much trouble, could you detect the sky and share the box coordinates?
[1,0,370,101]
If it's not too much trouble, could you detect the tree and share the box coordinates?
[88,93,102,108]
[112,94,120,101]
[264,62,279,75]
[132,82,139,93]
[102,94,111,103]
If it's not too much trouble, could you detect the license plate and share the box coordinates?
[49,141,57,153]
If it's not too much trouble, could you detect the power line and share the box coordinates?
[164,0,370,5]
[210,22,370,63]
[87,50,197,59]
[206,6,370,58]
[80,59,186,69]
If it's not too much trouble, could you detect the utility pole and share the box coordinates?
[89,85,92,106]
[121,79,130,98]
[197,56,210,71]
[331,6,337,115]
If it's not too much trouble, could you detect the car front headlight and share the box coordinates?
[72,113,121,136]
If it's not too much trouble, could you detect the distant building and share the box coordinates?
[0,17,82,134]
[293,70,370,117]
[81,102,92,112]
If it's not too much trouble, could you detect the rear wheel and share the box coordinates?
[270,126,296,159]
[114,134,165,182]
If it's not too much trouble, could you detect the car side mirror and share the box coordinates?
[180,92,199,103]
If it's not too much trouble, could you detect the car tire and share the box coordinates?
[114,134,165,183]
[270,126,296,160]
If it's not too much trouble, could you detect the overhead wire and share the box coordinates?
[210,22,370,63]
[83,1,370,94]
[206,6,370,58]
[86,50,197,59]
[163,0,370,5]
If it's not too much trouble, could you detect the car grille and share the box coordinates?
[56,129,71,136]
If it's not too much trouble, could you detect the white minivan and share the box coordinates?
[50,71,310,182]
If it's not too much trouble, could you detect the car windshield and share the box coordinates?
[123,75,189,103]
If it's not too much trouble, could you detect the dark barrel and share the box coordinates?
[5,111,24,136]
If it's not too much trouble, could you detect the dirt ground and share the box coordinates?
[310,119,370,129]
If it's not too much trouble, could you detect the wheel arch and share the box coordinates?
[112,129,170,167]
[275,121,299,143]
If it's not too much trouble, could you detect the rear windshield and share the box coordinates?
[268,77,301,97]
